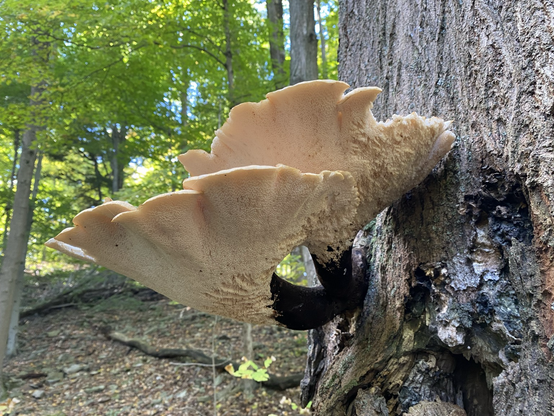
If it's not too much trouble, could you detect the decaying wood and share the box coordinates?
[350,387,389,415]
[101,328,303,391]
[406,402,466,416]
[301,1,554,415]
[17,372,47,381]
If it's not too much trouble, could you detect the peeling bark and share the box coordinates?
[302,1,554,415]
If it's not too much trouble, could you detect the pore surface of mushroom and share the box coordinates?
[47,166,358,325]
[47,80,454,329]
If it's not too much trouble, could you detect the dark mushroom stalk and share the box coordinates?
[271,245,368,330]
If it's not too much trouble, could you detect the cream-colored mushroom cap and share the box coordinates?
[46,165,358,325]
[179,80,455,227]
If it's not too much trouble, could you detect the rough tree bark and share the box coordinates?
[289,0,318,85]
[301,1,554,415]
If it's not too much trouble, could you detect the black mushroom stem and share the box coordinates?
[270,246,369,330]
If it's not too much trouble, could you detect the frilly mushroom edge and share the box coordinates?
[47,80,455,329]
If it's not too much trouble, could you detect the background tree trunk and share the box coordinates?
[0,87,42,397]
[6,152,43,358]
[266,0,287,89]
[289,0,319,286]
[6,275,24,358]
[110,125,126,194]
[1,129,21,252]
[301,1,554,415]
[289,0,318,85]
[315,0,328,79]
[223,0,236,107]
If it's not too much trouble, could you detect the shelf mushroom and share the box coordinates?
[47,80,455,330]
[180,80,454,229]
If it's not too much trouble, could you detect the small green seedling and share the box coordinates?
[225,356,275,382]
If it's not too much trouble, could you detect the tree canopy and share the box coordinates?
[0,0,339,270]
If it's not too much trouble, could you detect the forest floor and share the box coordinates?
[1,274,310,416]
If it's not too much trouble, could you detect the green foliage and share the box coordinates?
[276,253,307,286]
[225,356,275,383]
[0,0,339,271]
[320,0,339,80]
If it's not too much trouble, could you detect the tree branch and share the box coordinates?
[153,41,225,66]
[101,327,303,391]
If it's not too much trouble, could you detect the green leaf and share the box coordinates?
[252,370,269,382]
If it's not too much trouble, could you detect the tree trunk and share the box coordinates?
[301,245,318,287]
[0,87,41,397]
[223,0,236,107]
[2,129,21,252]
[289,0,319,285]
[266,0,287,89]
[6,152,43,358]
[110,125,126,194]
[315,0,328,79]
[289,0,318,85]
[6,274,24,358]
[301,1,554,415]
[180,75,189,129]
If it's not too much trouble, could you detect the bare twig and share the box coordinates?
[170,361,230,368]
[153,41,225,66]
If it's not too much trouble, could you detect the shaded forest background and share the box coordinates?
[0,1,338,414]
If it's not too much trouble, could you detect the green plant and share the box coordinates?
[276,253,307,286]
[225,356,275,383]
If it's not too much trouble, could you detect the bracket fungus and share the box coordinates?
[47,80,455,330]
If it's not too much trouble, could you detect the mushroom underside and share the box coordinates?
[46,165,361,327]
